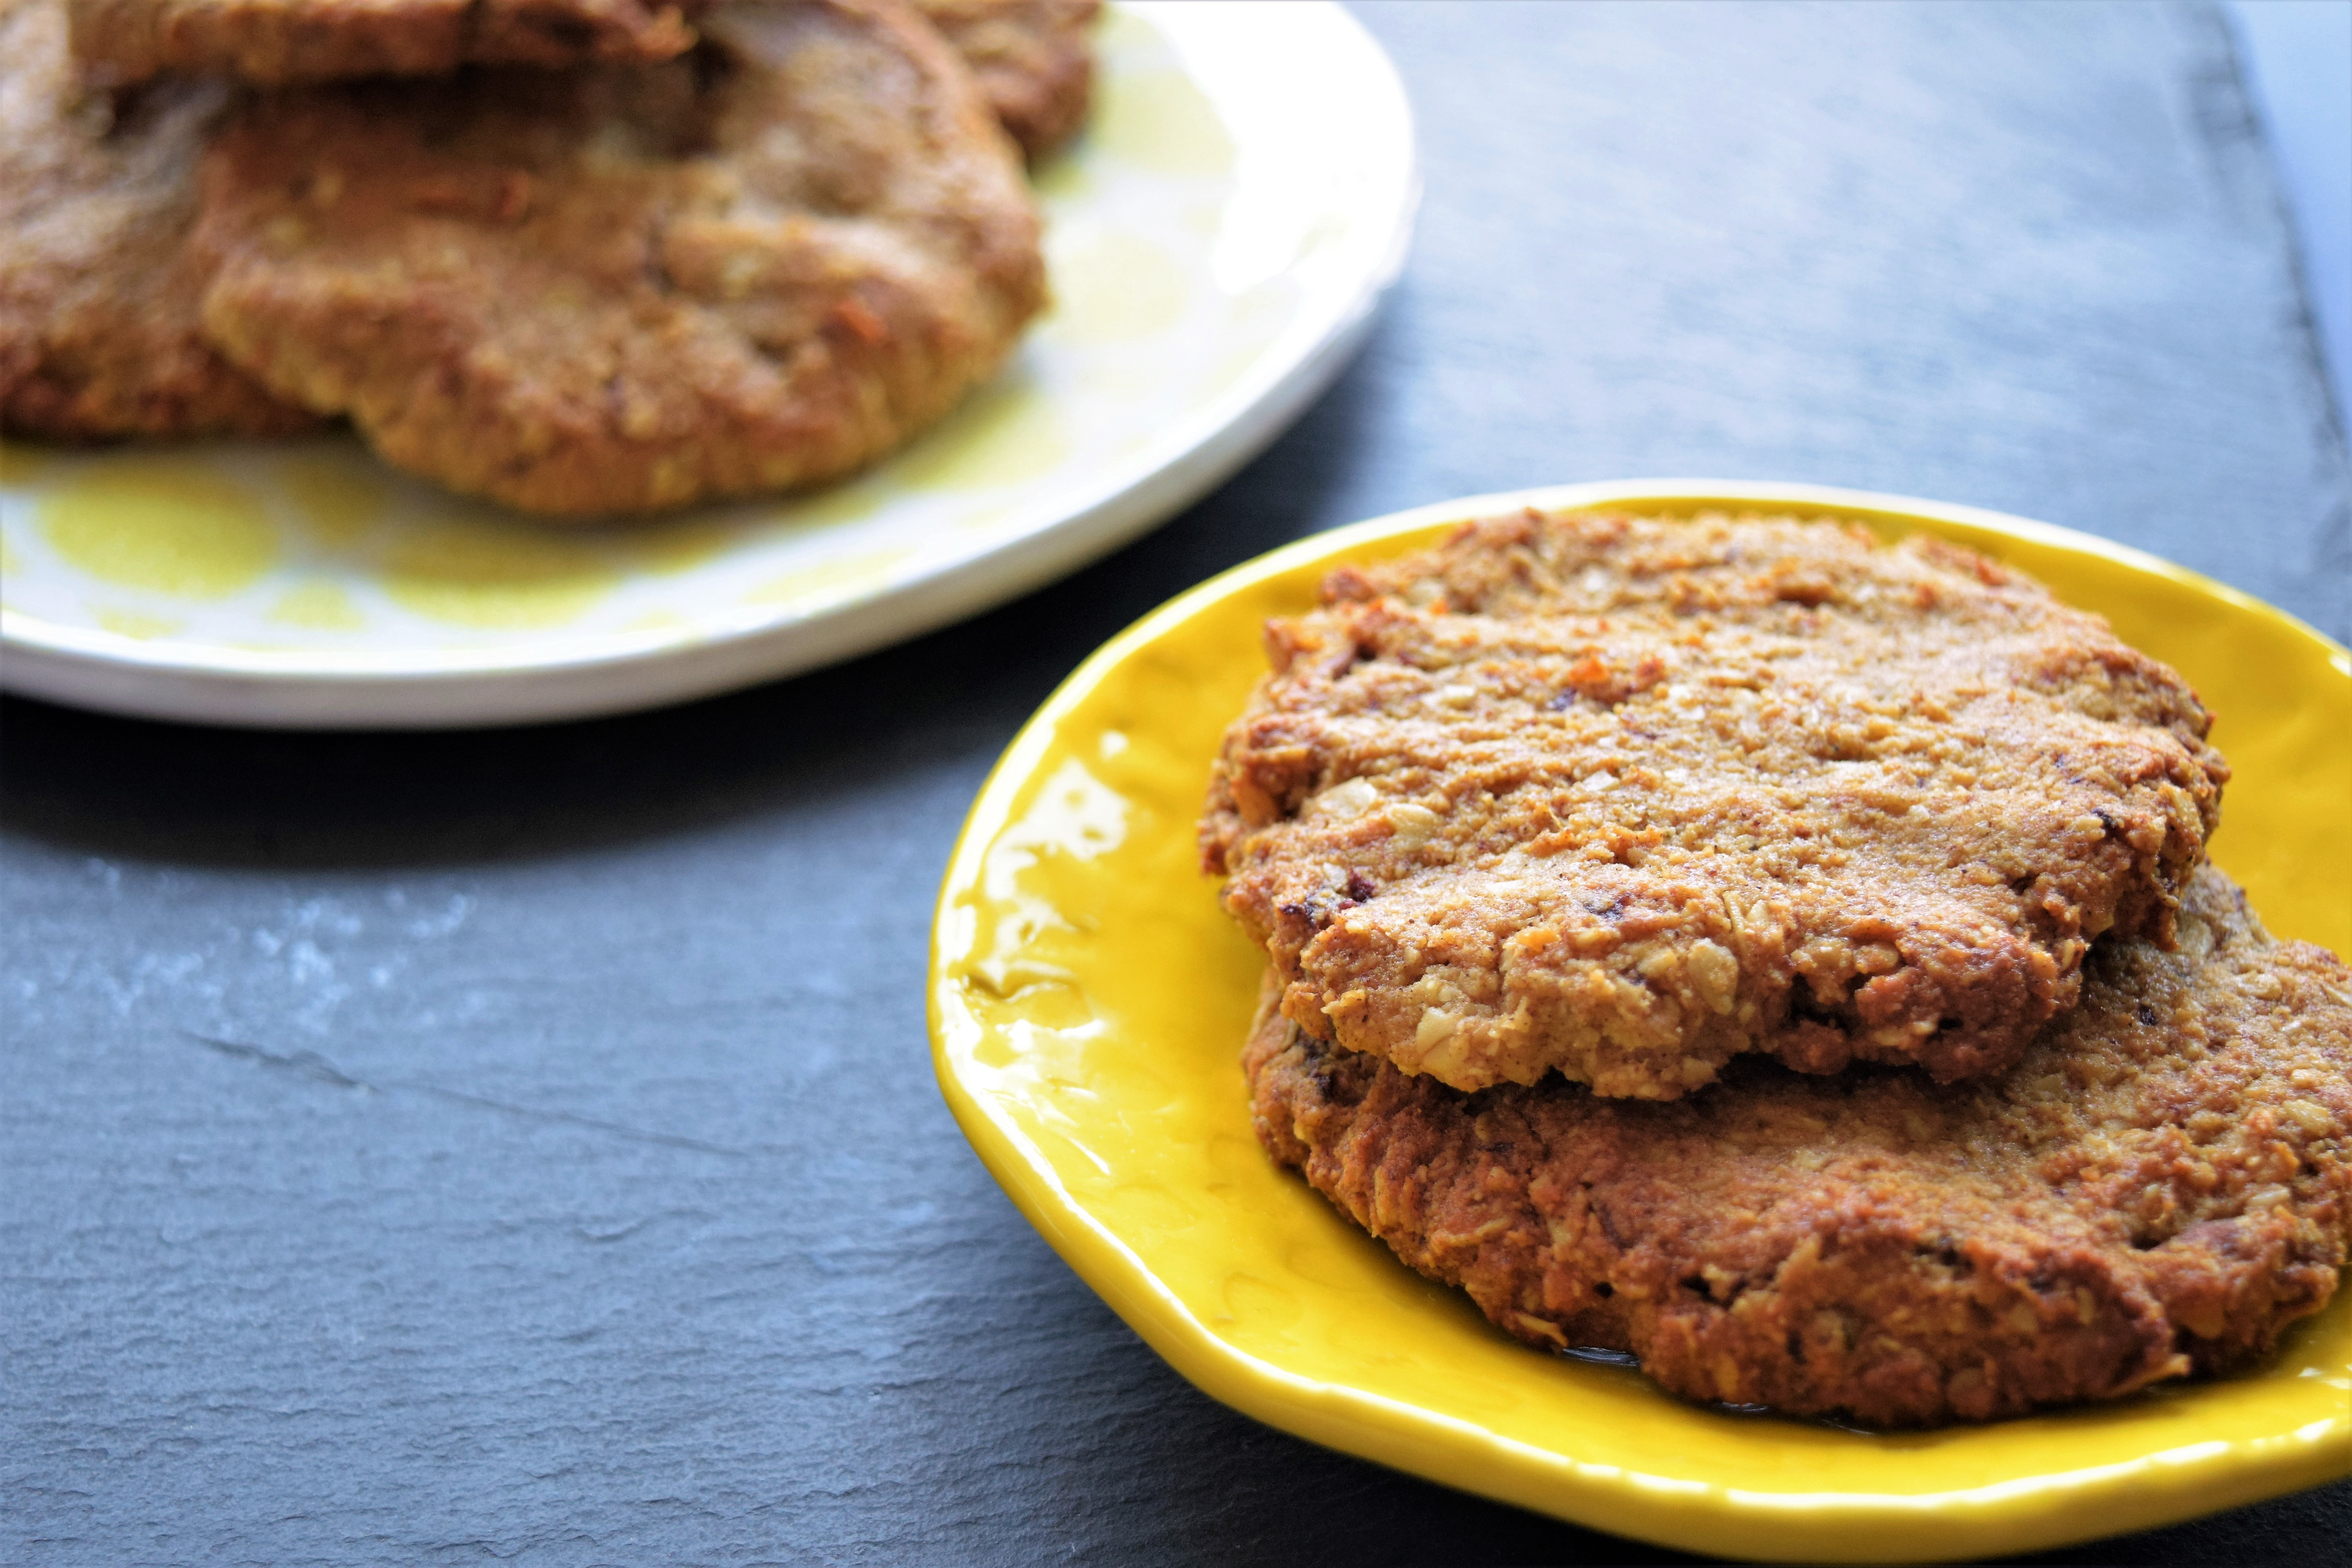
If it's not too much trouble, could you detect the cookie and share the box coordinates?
[1203,511,2228,1097]
[1249,865,2352,1426]
[69,0,1094,162]
[0,0,316,439]
[913,0,1095,159]
[67,0,705,87]
[192,0,1045,515]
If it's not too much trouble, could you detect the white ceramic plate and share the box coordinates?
[0,1,1417,728]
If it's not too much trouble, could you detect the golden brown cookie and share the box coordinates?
[1203,511,2228,1098]
[913,0,1095,159]
[191,0,1045,516]
[67,0,705,87]
[0,0,315,439]
[1249,865,2352,1427]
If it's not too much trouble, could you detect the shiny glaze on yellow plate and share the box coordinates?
[928,481,2352,1563]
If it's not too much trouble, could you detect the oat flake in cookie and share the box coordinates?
[0,0,316,439]
[1248,866,2352,1428]
[1203,511,2229,1098]
[191,0,1044,516]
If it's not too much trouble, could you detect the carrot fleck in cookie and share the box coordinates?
[1204,511,2228,1097]
[1,0,316,439]
[1248,866,2352,1427]
[190,0,1045,516]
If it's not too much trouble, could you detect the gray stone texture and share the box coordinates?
[4,2,2346,1562]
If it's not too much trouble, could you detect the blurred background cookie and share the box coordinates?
[911,0,1095,160]
[1,0,317,439]
[67,0,707,87]
[191,0,1046,515]
[67,0,1096,164]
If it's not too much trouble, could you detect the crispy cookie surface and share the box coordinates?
[1204,512,2228,1097]
[1249,866,2352,1427]
[192,0,1044,515]
[0,0,314,438]
[912,0,1094,159]
[67,0,704,86]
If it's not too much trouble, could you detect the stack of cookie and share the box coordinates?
[1,0,1094,515]
[1204,509,2352,1426]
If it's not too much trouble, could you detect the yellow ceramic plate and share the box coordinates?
[0,2,1414,727]
[930,480,2352,1563]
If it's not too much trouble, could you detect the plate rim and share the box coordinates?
[929,477,2352,1563]
[0,0,1420,730]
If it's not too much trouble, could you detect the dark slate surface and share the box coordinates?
[5,2,2347,1562]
